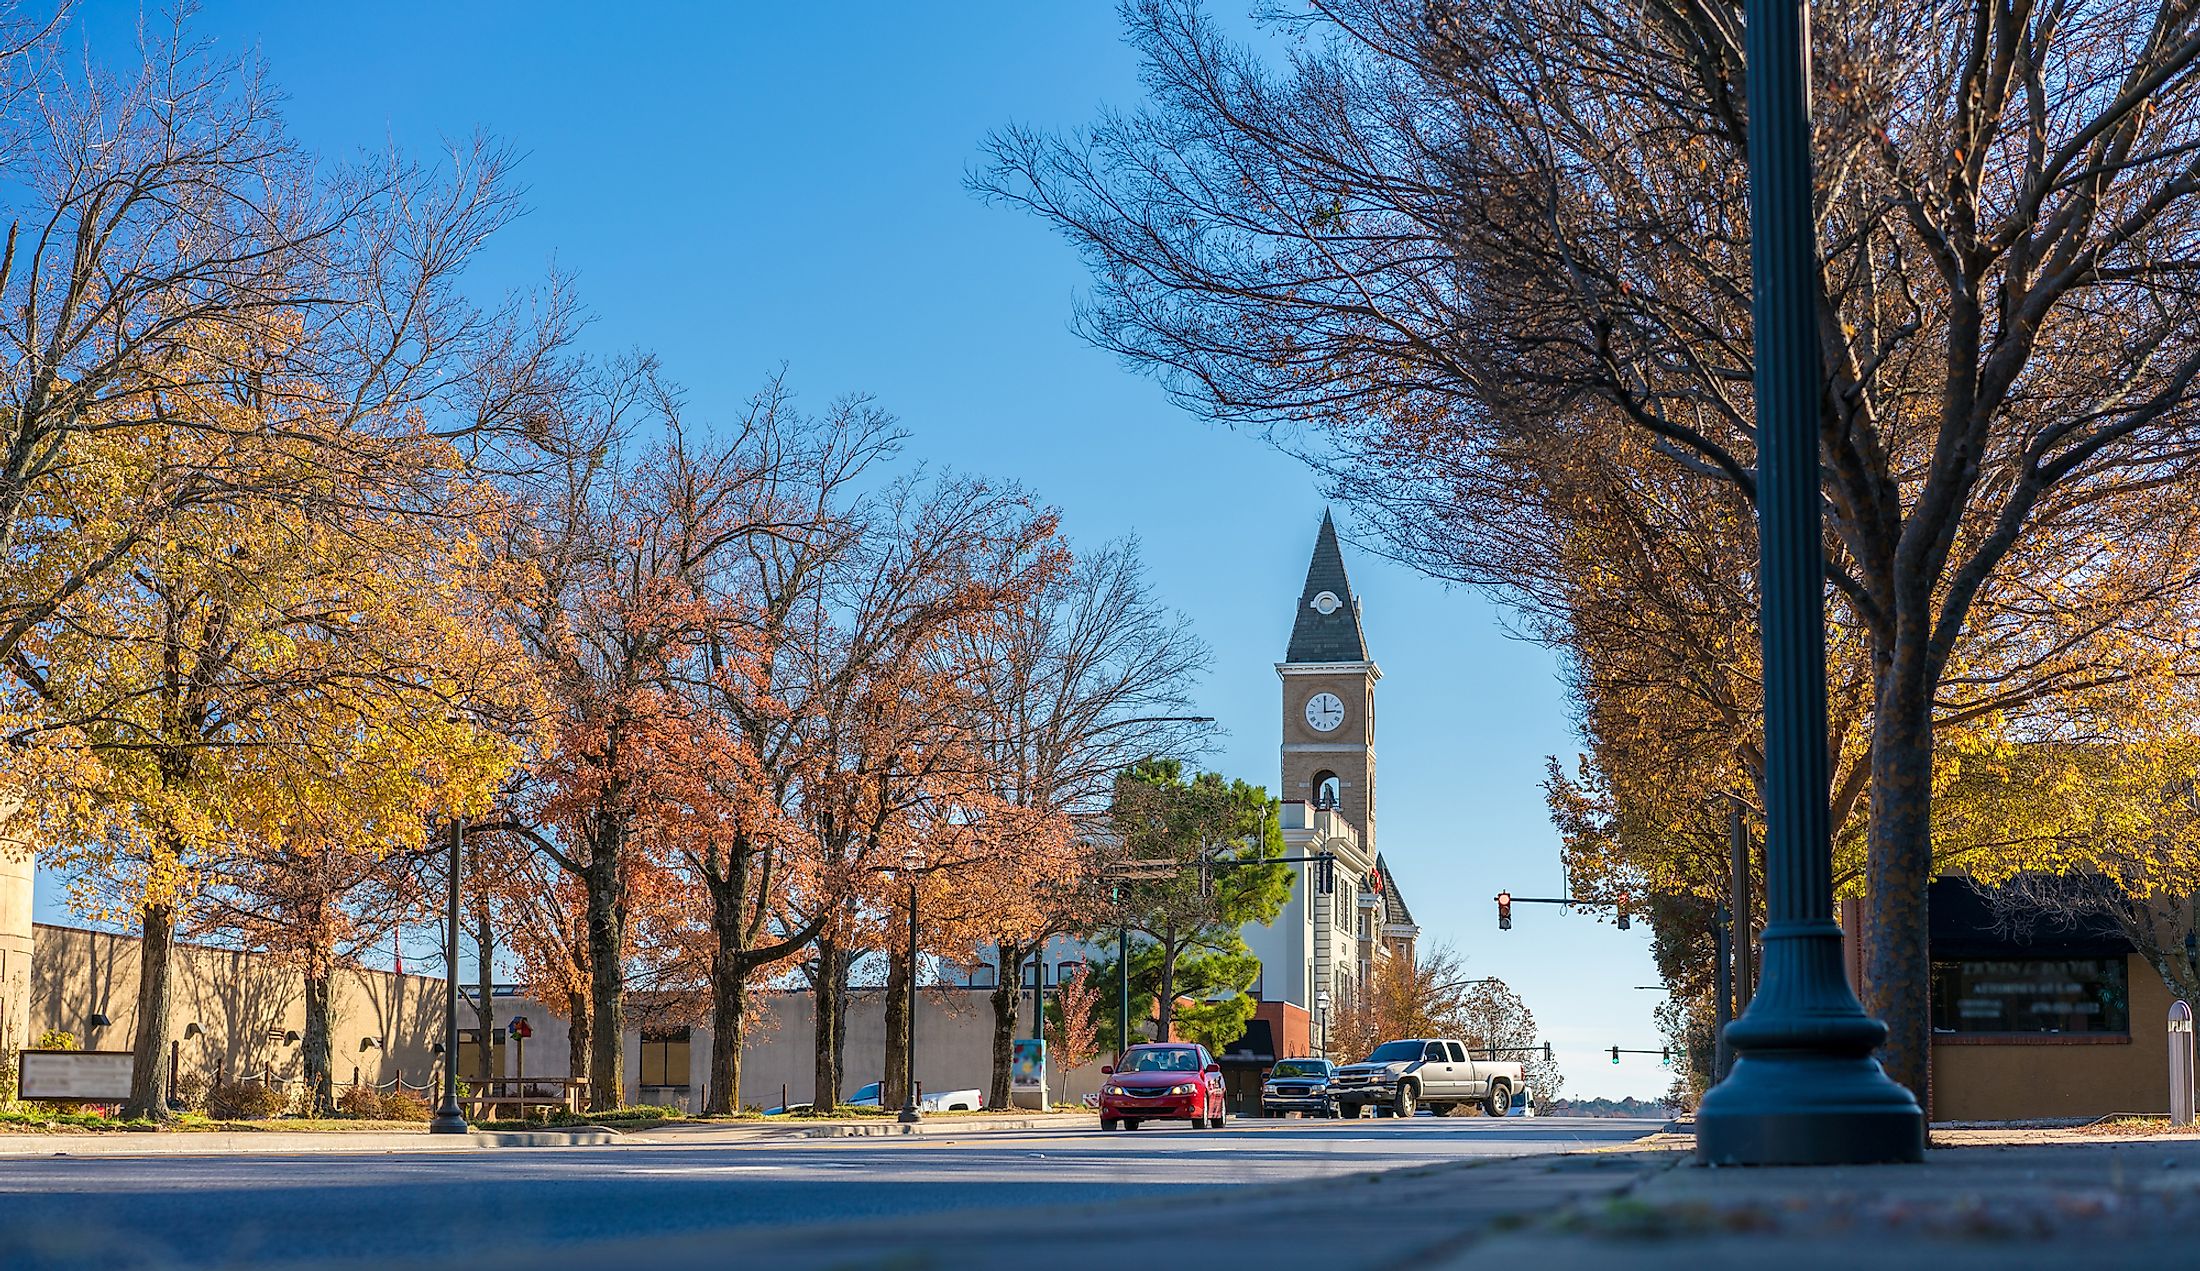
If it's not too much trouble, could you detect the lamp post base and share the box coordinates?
[1696,1050,1923,1165]
[429,1105,470,1135]
[897,1107,922,1125]
[1697,927,1924,1166]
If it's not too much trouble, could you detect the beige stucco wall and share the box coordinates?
[25,921,1107,1111]
[1929,954,2178,1122]
[0,798,32,1054]
[30,924,446,1090]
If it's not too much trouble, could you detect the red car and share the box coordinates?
[1097,1043,1228,1131]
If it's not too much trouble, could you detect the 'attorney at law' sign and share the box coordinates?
[18,1050,135,1101]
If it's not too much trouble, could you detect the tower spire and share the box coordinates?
[1285,510,1370,664]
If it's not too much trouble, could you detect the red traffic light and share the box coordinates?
[1496,890,1513,931]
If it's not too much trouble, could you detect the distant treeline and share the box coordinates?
[1543,1097,1671,1119]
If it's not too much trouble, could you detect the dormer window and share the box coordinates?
[1310,590,1342,615]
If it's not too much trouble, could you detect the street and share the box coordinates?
[0,1116,1663,1270]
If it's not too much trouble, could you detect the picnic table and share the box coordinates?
[460,1077,586,1118]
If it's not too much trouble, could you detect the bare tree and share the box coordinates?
[979,0,2200,1095]
[0,16,560,675]
[943,537,1210,1106]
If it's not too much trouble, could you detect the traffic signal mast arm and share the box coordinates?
[1107,852,1342,896]
[1493,891,1636,930]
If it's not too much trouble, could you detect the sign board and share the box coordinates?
[19,1050,135,1102]
[1010,1038,1047,1090]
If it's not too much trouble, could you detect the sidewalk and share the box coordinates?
[582,1126,2200,1271]
[1456,1127,2200,1268]
[0,1110,1084,1157]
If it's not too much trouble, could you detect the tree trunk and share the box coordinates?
[883,945,912,1110]
[301,966,335,1116]
[812,934,840,1109]
[123,901,177,1120]
[829,945,851,1099]
[585,851,626,1112]
[987,943,1021,1108]
[475,907,496,1088]
[707,973,748,1116]
[1862,655,1936,1105]
[565,988,590,1090]
[706,903,748,1115]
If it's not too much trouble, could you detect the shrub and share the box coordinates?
[335,1085,384,1119]
[334,1084,433,1121]
[33,1029,79,1052]
[375,1088,432,1122]
[207,1081,291,1121]
[171,1071,212,1113]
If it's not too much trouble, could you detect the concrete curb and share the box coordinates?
[0,1127,616,1157]
[0,1114,1083,1156]
[788,1117,1055,1138]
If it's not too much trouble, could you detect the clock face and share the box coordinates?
[1304,692,1345,733]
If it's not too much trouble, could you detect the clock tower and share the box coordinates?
[1278,511,1378,848]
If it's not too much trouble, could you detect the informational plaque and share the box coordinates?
[18,1050,135,1101]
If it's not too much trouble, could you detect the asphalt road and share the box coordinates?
[0,1115,1664,1271]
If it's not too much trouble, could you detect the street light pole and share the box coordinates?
[1712,904,1732,1082]
[1117,925,1134,1063]
[430,816,469,1134]
[900,878,921,1125]
[1695,0,1923,1165]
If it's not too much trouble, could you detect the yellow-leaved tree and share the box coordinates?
[17,340,527,1118]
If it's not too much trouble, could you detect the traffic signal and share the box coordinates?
[1543,1042,1553,1063]
[1660,1048,1671,1068]
[1496,890,1512,931]
[1317,856,1335,894]
[1610,1046,1620,1065]
[1617,909,1631,931]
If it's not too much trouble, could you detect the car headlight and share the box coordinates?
[1168,1083,1195,1095]
[1261,1083,1277,1092]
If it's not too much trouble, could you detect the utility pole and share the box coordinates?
[1694,0,1924,1165]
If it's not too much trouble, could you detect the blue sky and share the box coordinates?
[44,3,1670,1099]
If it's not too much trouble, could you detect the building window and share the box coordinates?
[1930,958,2129,1035]
[457,1028,505,1079]
[640,1027,692,1087]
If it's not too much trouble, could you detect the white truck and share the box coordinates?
[1328,1038,1523,1119]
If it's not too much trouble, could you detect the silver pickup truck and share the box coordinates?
[1330,1038,1522,1119]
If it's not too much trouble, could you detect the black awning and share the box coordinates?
[1218,1018,1276,1064]
[1930,878,2135,959]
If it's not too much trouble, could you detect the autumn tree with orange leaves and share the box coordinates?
[941,538,1209,1106]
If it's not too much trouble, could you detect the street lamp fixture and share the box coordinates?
[430,815,470,1135]
[1694,0,1924,1166]
[898,849,923,1125]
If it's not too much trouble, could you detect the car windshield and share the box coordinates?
[1271,1060,1327,1078]
[849,1083,880,1101]
[1123,1048,1202,1073]
[1365,1041,1428,1063]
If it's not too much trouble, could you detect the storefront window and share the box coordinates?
[1930,958,2129,1034]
